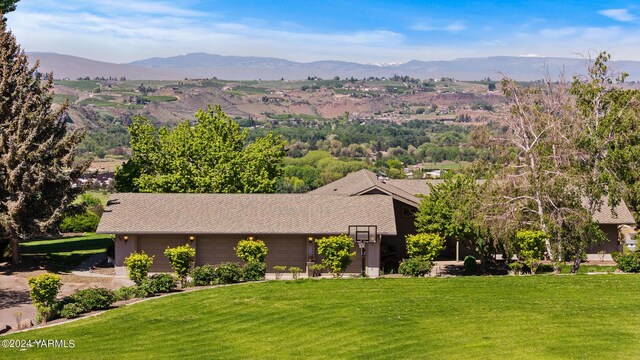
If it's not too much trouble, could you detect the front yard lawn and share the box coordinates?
[3,276,639,359]
[6,234,112,273]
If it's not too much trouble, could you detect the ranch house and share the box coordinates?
[97,170,637,277]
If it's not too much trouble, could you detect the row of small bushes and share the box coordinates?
[28,272,178,323]
[191,262,266,286]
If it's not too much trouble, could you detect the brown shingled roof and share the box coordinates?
[97,193,397,236]
[310,169,422,206]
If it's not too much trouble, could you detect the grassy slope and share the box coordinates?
[4,276,640,359]
[19,234,112,272]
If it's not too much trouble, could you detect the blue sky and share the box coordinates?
[7,0,640,63]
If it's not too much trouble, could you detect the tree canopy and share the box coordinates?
[115,105,286,193]
[0,17,87,262]
[476,52,640,272]
[0,0,19,14]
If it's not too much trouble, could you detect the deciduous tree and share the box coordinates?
[115,105,286,193]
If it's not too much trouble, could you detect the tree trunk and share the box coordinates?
[570,249,582,274]
[11,238,20,264]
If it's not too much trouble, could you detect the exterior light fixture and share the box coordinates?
[307,236,314,242]
[123,235,129,244]
[248,236,254,241]
[189,235,195,242]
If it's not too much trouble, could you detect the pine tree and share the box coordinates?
[0,18,88,263]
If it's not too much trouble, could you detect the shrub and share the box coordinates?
[273,265,287,280]
[27,273,62,323]
[316,234,356,277]
[124,251,154,285]
[405,233,445,261]
[71,288,116,311]
[289,266,302,280]
[113,286,143,301]
[164,245,196,286]
[191,264,217,286]
[398,257,433,277]
[613,251,640,273]
[515,230,547,275]
[58,210,100,233]
[243,261,267,282]
[509,261,524,275]
[216,262,243,284]
[463,256,477,274]
[140,274,177,295]
[60,303,85,319]
[235,238,268,263]
[311,263,324,277]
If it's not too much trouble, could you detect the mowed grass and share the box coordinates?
[4,276,640,359]
[18,233,112,272]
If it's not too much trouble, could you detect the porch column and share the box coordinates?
[456,240,459,262]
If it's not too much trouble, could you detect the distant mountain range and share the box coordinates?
[27,52,640,81]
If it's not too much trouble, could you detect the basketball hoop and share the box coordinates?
[348,225,378,276]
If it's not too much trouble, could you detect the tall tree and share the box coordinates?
[0,0,19,14]
[481,53,640,272]
[0,18,87,263]
[115,105,286,193]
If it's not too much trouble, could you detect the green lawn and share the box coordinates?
[18,233,112,272]
[3,276,640,359]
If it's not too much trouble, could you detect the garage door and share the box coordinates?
[196,236,239,266]
[138,235,188,272]
[263,236,306,271]
[196,235,306,271]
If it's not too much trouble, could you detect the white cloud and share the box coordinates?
[599,9,636,22]
[411,21,466,33]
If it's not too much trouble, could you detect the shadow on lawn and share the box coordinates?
[1,237,112,275]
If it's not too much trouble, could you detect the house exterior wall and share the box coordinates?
[380,199,416,272]
[589,224,621,254]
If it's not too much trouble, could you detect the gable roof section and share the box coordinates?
[313,172,635,225]
[97,193,397,236]
[310,169,422,207]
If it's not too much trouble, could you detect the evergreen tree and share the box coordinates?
[0,18,87,263]
[0,0,19,14]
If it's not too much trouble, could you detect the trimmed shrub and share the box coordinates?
[405,233,445,261]
[216,262,243,284]
[515,230,548,274]
[139,274,177,295]
[59,210,100,233]
[60,303,85,319]
[235,238,268,263]
[463,256,477,274]
[191,264,217,286]
[398,257,433,277]
[273,265,287,280]
[27,273,62,323]
[316,234,356,277]
[289,266,302,279]
[124,251,154,285]
[509,261,524,275]
[164,245,196,286]
[612,251,640,273]
[71,288,116,311]
[243,261,267,282]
